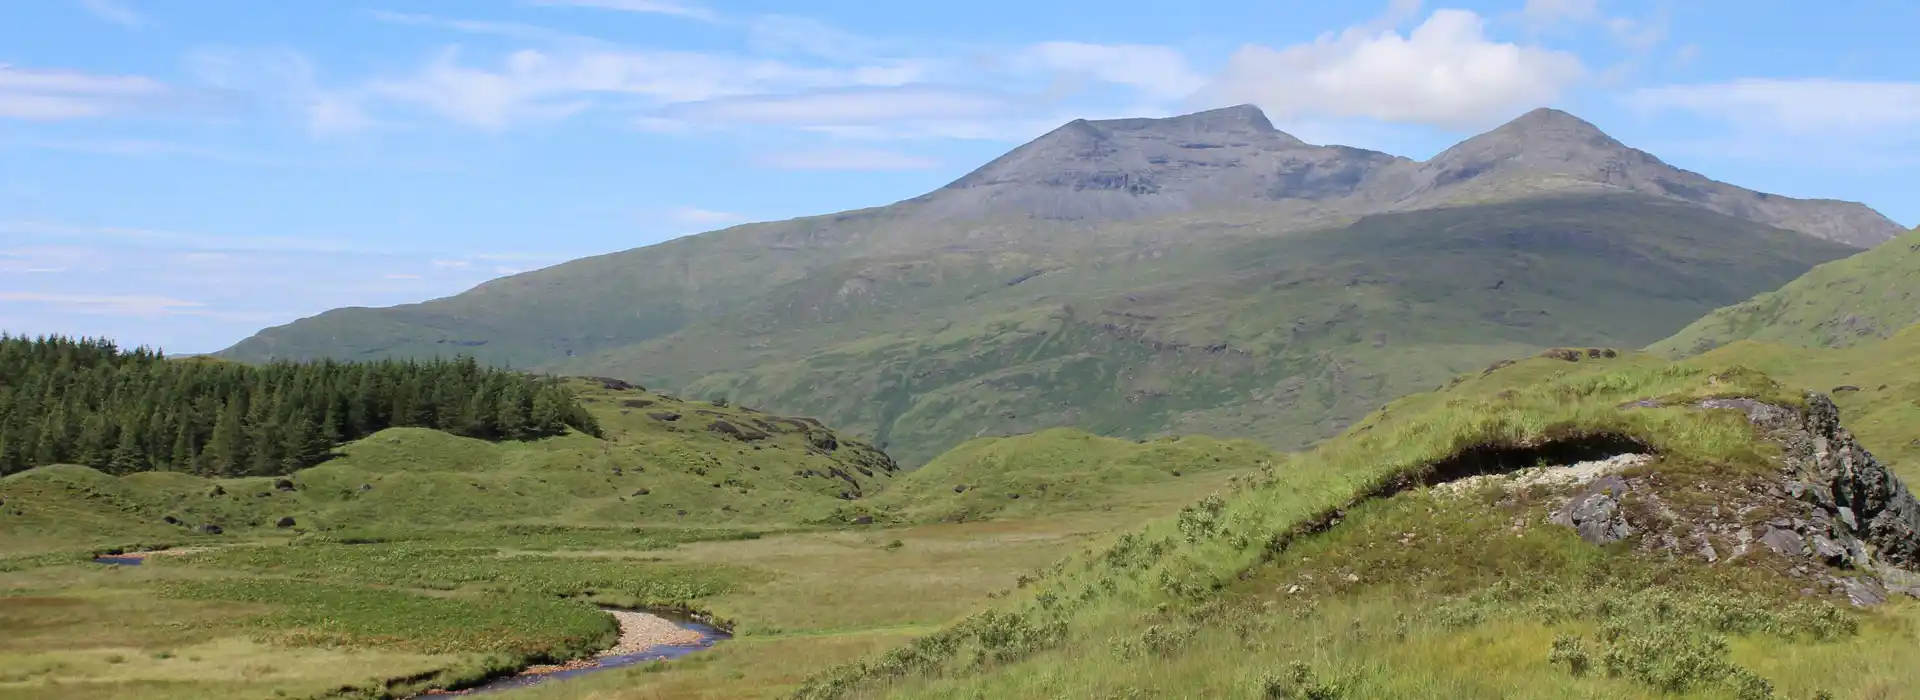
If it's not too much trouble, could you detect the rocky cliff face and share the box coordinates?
[1550,392,1920,607]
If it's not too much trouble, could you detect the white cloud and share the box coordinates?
[653,86,1017,126]
[186,49,376,135]
[1020,42,1203,101]
[0,292,207,317]
[1197,8,1585,129]
[1628,79,1920,132]
[367,10,603,45]
[0,220,360,253]
[523,0,716,22]
[78,0,144,28]
[348,46,921,130]
[0,64,169,120]
[430,259,471,268]
[755,148,940,171]
[669,207,747,224]
[384,273,423,280]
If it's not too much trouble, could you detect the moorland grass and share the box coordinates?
[793,357,1884,699]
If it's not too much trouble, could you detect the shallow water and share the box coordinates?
[438,609,730,695]
[92,556,144,566]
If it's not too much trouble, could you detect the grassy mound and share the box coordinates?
[795,351,1914,699]
[867,428,1277,523]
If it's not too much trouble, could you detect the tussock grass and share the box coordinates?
[793,358,1873,699]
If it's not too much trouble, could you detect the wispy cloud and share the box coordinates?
[653,86,1017,126]
[77,0,145,29]
[0,220,361,253]
[0,64,170,120]
[186,48,375,135]
[366,10,604,45]
[523,0,717,23]
[755,148,940,171]
[1020,42,1204,101]
[1628,79,1920,132]
[0,292,209,318]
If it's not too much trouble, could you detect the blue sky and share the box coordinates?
[2,0,1917,354]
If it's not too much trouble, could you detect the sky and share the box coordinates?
[2,0,1917,354]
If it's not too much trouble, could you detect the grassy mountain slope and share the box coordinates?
[1651,226,1920,356]
[216,107,1898,471]
[865,428,1277,523]
[561,194,1854,466]
[0,378,895,551]
[1679,324,1920,475]
[796,347,1920,700]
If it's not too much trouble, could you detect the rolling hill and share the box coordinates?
[1651,225,1920,356]
[0,377,897,550]
[796,341,1920,699]
[216,106,1903,466]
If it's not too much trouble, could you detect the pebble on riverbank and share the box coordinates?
[600,610,706,656]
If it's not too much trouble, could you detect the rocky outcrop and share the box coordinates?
[1550,475,1635,545]
[1587,392,1920,606]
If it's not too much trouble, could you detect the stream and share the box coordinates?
[92,555,730,693]
[429,608,731,695]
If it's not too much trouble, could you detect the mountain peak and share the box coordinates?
[1475,107,1625,150]
[920,104,1396,222]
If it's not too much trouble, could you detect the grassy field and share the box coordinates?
[791,345,1920,700]
[0,368,1263,699]
[0,470,1244,699]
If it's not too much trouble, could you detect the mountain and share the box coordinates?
[908,104,1406,221]
[218,106,1898,465]
[1375,109,1905,246]
[1650,226,1920,356]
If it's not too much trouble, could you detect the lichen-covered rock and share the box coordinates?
[1549,475,1634,545]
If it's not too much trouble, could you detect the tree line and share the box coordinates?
[0,334,601,478]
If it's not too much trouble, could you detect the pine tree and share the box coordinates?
[108,425,144,474]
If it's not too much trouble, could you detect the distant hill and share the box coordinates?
[1651,226,1920,356]
[215,105,1899,465]
[866,428,1277,523]
[0,377,896,547]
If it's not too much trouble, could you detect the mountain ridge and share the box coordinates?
[216,104,1895,465]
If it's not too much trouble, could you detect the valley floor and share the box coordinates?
[0,473,1238,700]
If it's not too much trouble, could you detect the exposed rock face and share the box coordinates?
[1581,392,1920,606]
[1550,475,1635,545]
[915,104,1407,222]
[1743,394,1920,568]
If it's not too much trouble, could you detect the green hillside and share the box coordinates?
[215,107,1898,470]
[1650,226,1920,356]
[0,377,896,552]
[1680,324,1920,475]
[796,343,1920,700]
[867,428,1276,523]
[560,194,1853,465]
